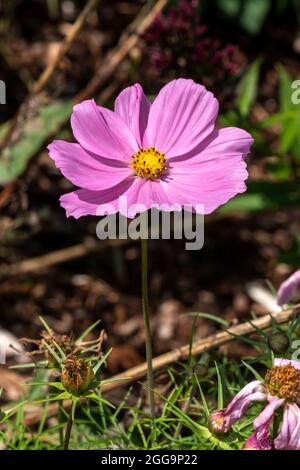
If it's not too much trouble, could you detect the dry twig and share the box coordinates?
[32,0,101,95]
[0,0,99,151]
[0,0,101,153]
[75,0,168,102]
[0,239,131,278]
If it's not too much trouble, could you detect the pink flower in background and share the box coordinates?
[208,358,300,450]
[141,1,242,81]
[48,79,253,219]
[277,269,300,306]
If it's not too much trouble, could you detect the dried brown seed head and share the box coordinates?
[61,356,95,394]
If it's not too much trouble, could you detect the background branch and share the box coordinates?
[0,0,101,153]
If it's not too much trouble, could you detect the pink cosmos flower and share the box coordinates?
[48,79,253,219]
[208,358,300,450]
[277,269,300,306]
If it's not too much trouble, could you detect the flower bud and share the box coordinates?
[61,356,95,394]
[207,411,229,437]
[268,332,290,354]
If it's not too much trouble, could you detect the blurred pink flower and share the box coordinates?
[141,1,242,81]
[48,79,253,219]
[208,358,300,450]
[277,269,300,306]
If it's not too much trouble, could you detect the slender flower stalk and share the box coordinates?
[141,238,155,419]
[174,383,197,439]
[63,409,73,450]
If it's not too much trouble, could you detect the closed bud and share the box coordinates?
[268,332,290,354]
[61,356,95,394]
[207,411,228,437]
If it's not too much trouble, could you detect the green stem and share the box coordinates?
[63,408,73,450]
[141,237,155,419]
[58,405,64,447]
[174,383,196,439]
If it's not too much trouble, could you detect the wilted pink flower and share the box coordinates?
[48,79,253,219]
[209,381,267,435]
[277,269,300,306]
[208,358,300,450]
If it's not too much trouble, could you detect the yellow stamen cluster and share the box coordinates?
[265,364,300,402]
[131,147,167,179]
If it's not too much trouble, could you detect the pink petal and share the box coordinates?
[114,84,151,147]
[110,178,166,218]
[208,381,267,434]
[48,140,132,191]
[59,177,158,219]
[222,381,267,430]
[277,269,300,306]
[145,79,218,158]
[244,399,275,450]
[274,357,300,371]
[118,178,154,218]
[160,154,248,214]
[254,397,285,429]
[71,99,138,161]
[60,178,135,219]
[151,126,252,214]
[243,426,273,450]
[172,127,253,165]
[275,403,300,450]
[147,183,188,213]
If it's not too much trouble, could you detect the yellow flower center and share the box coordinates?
[265,364,300,402]
[131,147,167,179]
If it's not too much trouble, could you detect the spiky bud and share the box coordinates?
[61,356,94,394]
[268,332,290,354]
